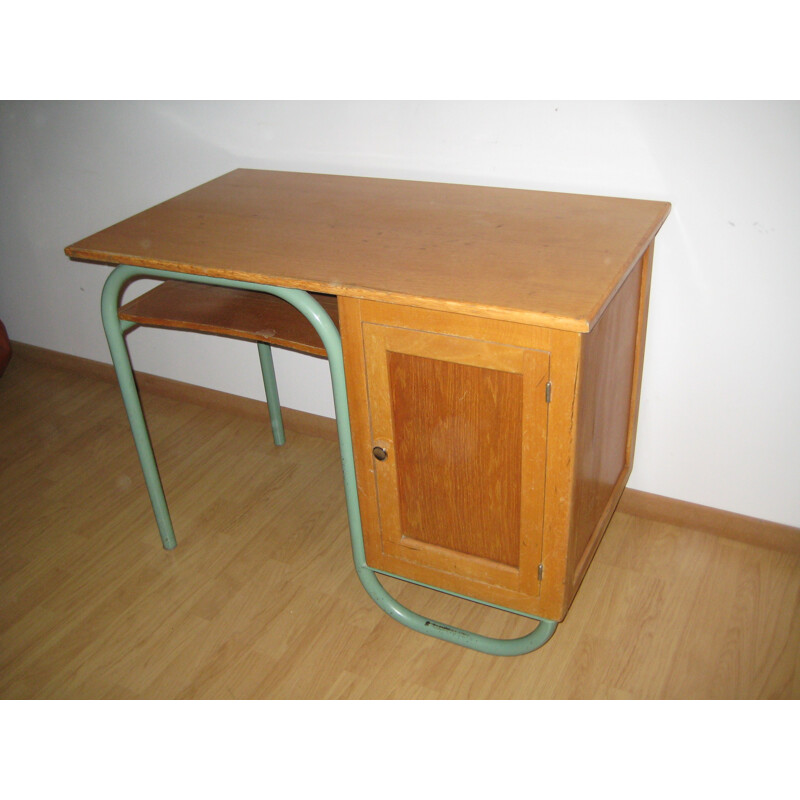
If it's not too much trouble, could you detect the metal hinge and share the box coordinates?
[545,381,552,403]
[537,563,544,581]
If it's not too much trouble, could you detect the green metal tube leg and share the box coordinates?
[292,287,559,656]
[101,270,177,550]
[257,342,285,446]
[100,264,557,654]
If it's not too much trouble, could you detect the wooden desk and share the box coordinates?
[66,169,670,654]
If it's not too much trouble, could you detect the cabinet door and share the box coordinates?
[362,322,550,599]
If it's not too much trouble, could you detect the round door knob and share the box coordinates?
[372,446,388,461]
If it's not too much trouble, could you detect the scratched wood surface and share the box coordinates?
[65,169,670,332]
[2,354,798,699]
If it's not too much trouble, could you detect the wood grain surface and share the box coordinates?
[119,280,339,357]
[387,351,523,567]
[2,354,798,699]
[65,169,670,331]
[568,258,643,591]
[345,301,552,611]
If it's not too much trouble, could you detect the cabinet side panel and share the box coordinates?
[569,260,643,582]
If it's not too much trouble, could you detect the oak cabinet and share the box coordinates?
[341,246,652,622]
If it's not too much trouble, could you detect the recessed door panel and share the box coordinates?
[363,323,549,596]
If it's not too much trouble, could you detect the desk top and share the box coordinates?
[65,169,670,332]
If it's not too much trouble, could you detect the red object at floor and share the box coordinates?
[0,320,11,376]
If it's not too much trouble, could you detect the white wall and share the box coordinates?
[1,101,798,527]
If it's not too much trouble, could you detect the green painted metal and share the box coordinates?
[100,264,558,655]
[257,342,285,446]
[101,268,177,550]
[365,571,558,655]
[370,567,550,621]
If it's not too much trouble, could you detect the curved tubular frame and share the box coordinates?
[101,264,558,656]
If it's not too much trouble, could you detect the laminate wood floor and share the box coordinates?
[1,353,798,699]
